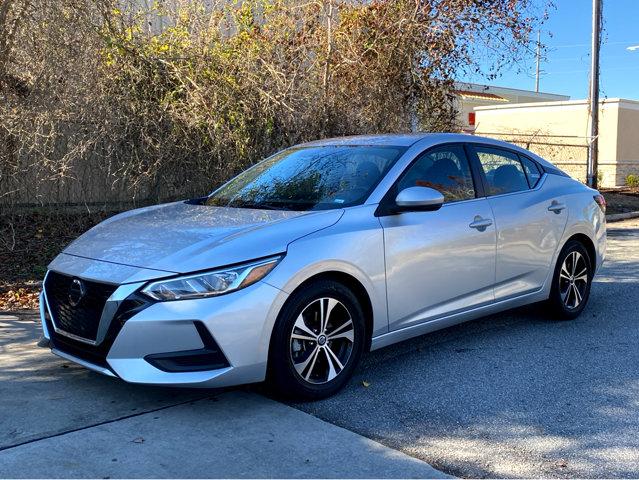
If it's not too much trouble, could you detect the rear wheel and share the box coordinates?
[267,280,365,400]
[547,240,593,320]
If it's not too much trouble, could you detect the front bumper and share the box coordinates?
[40,272,288,388]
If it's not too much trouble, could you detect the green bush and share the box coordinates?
[627,174,639,188]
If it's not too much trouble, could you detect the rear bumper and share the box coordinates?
[40,273,288,388]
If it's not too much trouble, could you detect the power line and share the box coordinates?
[553,39,637,48]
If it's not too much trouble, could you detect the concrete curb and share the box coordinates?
[606,211,639,222]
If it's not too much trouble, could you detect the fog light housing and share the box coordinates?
[144,322,230,372]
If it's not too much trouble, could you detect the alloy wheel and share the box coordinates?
[289,297,355,384]
[559,251,589,309]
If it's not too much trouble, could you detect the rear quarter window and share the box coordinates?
[519,156,543,188]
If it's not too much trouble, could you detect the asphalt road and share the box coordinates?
[294,219,639,478]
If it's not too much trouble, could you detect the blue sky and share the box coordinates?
[460,0,639,100]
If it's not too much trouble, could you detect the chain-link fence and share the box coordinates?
[475,132,591,184]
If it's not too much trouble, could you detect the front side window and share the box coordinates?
[474,146,529,196]
[206,146,405,211]
[397,145,476,203]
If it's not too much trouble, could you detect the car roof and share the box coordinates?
[298,133,558,171]
[299,134,431,147]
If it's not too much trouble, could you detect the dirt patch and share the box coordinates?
[601,188,639,215]
[0,210,120,311]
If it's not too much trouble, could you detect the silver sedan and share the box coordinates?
[39,133,607,399]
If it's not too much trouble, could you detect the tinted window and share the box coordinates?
[475,147,529,195]
[206,146,405,211]
[520,156,542,188]
[397,145,475,203]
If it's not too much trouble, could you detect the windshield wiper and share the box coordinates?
[232,201,291,211]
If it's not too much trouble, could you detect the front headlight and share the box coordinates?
[141,255,283,301]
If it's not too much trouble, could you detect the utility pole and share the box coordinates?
[535,30,541,93]
[587,0,602,189]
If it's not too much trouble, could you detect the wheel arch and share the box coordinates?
[562,232,597,269]
[271,271,375,354]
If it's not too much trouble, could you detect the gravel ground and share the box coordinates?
[293,219,639,478]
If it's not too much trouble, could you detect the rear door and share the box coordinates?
[379,144,496,331]
[468,144,568,301]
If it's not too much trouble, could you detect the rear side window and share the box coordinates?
[397,145,476,203]
[474,146,529,196]
[520,156,542,188]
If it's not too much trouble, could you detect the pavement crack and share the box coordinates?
[0,395,212,453]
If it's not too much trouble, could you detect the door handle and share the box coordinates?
[469,216,493,231]
[548,201,566,214]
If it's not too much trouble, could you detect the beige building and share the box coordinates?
[454,82,569,131]
[472,98,639,187]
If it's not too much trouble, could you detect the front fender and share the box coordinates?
[265,205,388,337]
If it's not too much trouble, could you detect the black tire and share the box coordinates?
[267,280,365,400]
[547,239,593,320]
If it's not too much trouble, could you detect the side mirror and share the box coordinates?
[394,186,444,212]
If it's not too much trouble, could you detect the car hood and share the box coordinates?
[61,201,343,274]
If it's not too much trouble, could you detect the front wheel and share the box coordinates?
[547,240,593,320]
[267,280,365,400]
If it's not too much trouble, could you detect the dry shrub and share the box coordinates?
[0,0,549,210]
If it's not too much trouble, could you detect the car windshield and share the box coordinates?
[205,145,406,211]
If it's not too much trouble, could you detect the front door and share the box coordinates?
[379,144,497,331]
